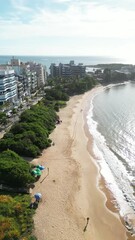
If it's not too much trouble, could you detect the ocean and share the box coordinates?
[0,55,122,73]
[87,82,135,227]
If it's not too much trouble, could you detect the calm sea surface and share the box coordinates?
[87,82,135,226]
[0,55,122,72]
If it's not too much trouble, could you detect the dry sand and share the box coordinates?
[32,87,134,240]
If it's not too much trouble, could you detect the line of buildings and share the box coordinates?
[0,58,47,105]
[0,59,86,106]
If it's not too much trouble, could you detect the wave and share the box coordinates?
[86,85,135,231]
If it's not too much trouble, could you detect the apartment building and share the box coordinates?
[50,61,86,78]
[31,71,38,92]
[0,67,17,104]
[27,62,46,88]
[11,59,33,96]
[17,81,24,101]
[50,63,60,78]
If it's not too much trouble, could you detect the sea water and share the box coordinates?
[87,82,135,229]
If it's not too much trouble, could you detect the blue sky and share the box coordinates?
[1,0,135,62]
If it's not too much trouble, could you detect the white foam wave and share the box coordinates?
[87,94,135,230]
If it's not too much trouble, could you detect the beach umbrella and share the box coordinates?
[40,166,45,170]
[31,170,37,175]
[36,168,40,171]
[37,165,45,170]
[36,168,42,174]
[36,171,42,176]
[34,193,42,201]
[36,165,41,169]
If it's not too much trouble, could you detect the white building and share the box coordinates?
[28,62,46,88]
[10,59,32,96]
[0,67,17,104]
[11,58,46,91]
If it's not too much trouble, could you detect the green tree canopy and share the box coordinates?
[0,150,34,187]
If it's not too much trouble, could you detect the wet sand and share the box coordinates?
[32,87,133,240]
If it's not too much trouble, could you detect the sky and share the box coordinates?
[1,0,135,62]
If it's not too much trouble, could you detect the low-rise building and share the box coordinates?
[49,61,86,78]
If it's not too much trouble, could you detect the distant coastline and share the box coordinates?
[0,55,123,72]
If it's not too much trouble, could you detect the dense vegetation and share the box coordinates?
[103,68,128,83]
[90,63,134,71]
[0,85,71,239]
[0,112,8,125]
[0,193,36,240]
[47,75,97,95]
[0,74,97,240]
[45,87,69,101]
[0,150,34,188]
[0,103,57,157]
[88,63,135,83]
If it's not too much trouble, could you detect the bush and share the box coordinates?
[0,194,35,240]
[45,88,69,101]
[0,104,58,157]
[0,150,35,187]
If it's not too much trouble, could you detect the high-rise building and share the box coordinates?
[0,67,17,104]
[31,71,38,92]
[10,59,32,96]
[27,62,46,88]
[17,80,24,101]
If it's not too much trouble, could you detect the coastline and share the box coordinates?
[31,86,130,240]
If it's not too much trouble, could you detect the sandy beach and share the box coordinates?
[31,87,134,240]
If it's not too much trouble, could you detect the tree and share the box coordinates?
[103,68,111,82]
[0,150,35,187]
[0,104,57,157]
[0,112,8,125]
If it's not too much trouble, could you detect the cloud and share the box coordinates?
[0,0,135,58]
[11,0,32,12]
[28,3,135,39]
[53,0,72,2]
[95,0,135,10]
[52,0,135,8]
[0,0,135,40]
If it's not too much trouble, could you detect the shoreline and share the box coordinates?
[32,86,130,240]
[83,86,135,239]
